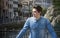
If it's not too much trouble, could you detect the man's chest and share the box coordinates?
[29,20,46,30]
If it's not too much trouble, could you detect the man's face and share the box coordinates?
[32,8,40,18]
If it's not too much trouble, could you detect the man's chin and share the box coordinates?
[33,16,36,18]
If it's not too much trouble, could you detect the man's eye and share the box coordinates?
[34,11,37,12]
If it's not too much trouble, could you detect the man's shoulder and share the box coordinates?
[41,16,50,22]
[26,17,34,21]
[41,16,47,20]
[27,17,34,19]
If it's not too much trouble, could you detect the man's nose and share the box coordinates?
[32,12,36,15]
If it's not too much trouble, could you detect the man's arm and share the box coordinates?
[46,19,57,38]
[16,18,30,38]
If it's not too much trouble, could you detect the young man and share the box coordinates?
[16,5,57,38]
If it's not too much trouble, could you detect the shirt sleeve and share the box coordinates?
[16,18,30,38]
[46,19,57,38]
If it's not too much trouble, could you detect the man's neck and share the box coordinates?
[36,15,41,20]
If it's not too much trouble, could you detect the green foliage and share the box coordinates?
[42,8,47,16]
[53,0,60,6]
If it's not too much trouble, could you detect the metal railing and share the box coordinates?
[0,16,27,25]
[1,28,59,38]
[0,28,29,38]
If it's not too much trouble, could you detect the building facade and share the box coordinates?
[0,0,19,24]
[34,0,52,8]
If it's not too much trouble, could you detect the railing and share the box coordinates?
[0,28,29,38]
[0,29,60,38]
[0,17,60,38]
[0,16,27,25]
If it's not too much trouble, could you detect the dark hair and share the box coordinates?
[33,5,42,13]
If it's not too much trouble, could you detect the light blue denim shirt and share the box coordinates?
[16,16,57,38]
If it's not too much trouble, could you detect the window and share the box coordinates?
[6,2,8,6]
[3,9,5,13]
[35,0,42,3]
[46,0,52,3]
[8,0,13,1]
[29,1,33,5]
[13,1,18,4]
[18,4,22,7]
[13,8,18,12]
[8,4,13,8]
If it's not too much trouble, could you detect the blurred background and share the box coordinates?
[0,0,60,38]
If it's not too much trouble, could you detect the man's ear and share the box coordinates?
[39,12,41,15]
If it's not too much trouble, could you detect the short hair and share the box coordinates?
[33,5,42,13]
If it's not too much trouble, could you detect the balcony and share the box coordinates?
[13,0,18,2]
[0,16,26,28]
[13,4,18,8]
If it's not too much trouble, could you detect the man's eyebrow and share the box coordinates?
[33,11,36,12]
